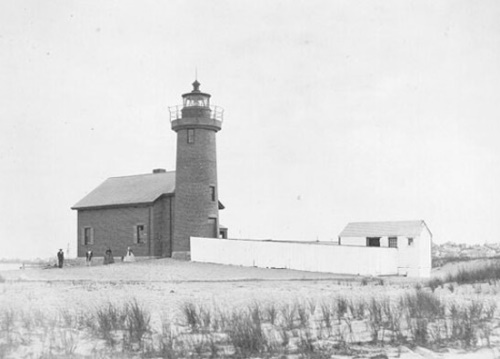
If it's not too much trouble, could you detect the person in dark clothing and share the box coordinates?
[57,249,64,268]
[104,248,114,265]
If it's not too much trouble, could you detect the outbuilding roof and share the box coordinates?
[72,171,176,210]
[339,220,431,238]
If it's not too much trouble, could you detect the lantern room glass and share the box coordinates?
[183,94,210,108]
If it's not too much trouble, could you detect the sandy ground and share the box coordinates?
[1,259,391,324]
[1,259,499,358]
[2,258,360,282]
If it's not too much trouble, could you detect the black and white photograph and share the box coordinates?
[1,1,499,358]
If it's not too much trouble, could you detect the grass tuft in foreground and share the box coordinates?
[427,261,500,290]
[1,282,499,357]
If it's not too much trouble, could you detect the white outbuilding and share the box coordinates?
[338,220,432,278]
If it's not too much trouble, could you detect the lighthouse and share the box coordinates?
[169,81,224,259]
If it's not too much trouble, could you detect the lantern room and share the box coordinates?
[182,80,211,108]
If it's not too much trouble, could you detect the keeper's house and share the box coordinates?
[338,220,432,278]
[72,170,174,258]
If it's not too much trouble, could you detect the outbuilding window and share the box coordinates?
[408,237,414,246]
[389,237,398,248]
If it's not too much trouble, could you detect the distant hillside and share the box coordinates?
[432,242,500,267]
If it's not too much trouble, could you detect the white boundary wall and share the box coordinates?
[191,237,399,276]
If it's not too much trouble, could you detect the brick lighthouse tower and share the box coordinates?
[170,81,224,259]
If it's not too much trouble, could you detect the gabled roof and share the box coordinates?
[72,171,175,210]
[339,220,431,238]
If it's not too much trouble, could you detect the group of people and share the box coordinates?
[55,246,136,268]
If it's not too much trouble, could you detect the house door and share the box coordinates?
[154,235,165,257]
[208,218,217,238]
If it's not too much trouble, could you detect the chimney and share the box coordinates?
[153,168,166,174]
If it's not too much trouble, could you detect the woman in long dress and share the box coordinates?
[124,247,135,262]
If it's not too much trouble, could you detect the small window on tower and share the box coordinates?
[187,129,195,144]
[210,186,216,201]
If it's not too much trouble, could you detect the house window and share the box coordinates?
[408,237,414,246]
[187,129,195,144]
[83,227,93,245]
[367,237,381,247]
[210,186,216,201]
[389,237,398,248]
[135,224,146,244]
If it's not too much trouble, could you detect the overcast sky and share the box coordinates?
[1,0,499,259]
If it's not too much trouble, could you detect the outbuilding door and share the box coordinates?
[367,237,381,247]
